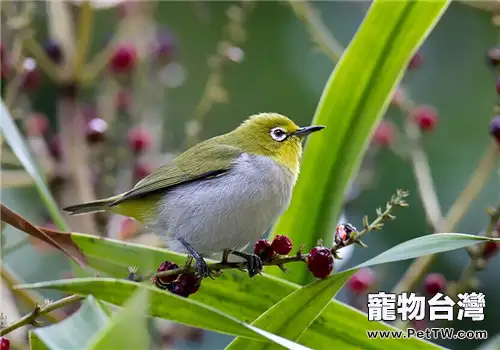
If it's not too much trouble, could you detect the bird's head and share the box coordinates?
[229,113,325,172]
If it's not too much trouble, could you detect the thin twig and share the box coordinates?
[73,0,94,82]
[182,1,253,148]
[392,143,499,295]
[0,295,83,337]
[0,266,65,325]
[288,1,344,62]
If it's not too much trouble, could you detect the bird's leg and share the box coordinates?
[223,249,262,278]
[179,238,211,278]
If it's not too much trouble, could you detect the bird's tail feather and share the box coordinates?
[62,195,122,215]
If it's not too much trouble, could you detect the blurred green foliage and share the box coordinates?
[3,1,499,349]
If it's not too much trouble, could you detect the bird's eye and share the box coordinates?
[270,127,288,142]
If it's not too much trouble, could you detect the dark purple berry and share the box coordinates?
[347,268,375,295]
[153,261,180,290]
[167,273,201,298]
[307,246,334,279]
[271,235,293,255]
[489,116,500,144]
[487,47,500,67]
[424,273,445,295]
[334,223,357,246]
[44,39,63,64]
[253,239,275,260]
[86,118,108,143]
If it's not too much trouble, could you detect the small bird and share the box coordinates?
[63,113,325,278]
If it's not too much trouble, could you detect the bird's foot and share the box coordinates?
[194,257,211,279]
[224,250,263,278]
[179,238,212,279]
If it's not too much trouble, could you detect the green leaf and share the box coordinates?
[355,233,500,269]
[225,233,494,349]
[29,332,50,350]
[226,269,357,350]
[269,0,451,285]
[29,296,110,350]
[24,231,497,349]
[0,99,68,231]
[17,278,310,350]
[86,287,150,350]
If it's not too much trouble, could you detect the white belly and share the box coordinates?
[146,153,296,257]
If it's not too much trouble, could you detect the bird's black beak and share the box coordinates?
[293,125,326,138]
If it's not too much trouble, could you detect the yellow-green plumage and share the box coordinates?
[63,113,324,260]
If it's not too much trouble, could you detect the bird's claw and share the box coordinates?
[246,253,263,278]
[195,257,211,279]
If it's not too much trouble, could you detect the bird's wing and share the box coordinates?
[111,142,243,205]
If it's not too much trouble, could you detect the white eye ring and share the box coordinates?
[270,127,288,142]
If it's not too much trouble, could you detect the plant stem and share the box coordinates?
[73,0,94,82]
[403,119,443,230]
[22,35,60,82]
[288,1,344,62]
[0,266,65,324]
[0,295,83,337]
[392,143,499,294]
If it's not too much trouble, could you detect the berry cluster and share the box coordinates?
[487,48,500,144]
[253,234,293,259]
[373,51,440,148]
[153,261,201,298]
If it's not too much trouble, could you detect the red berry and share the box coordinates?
[489,116,500,144]
[487,47,500,67]
[334,223,357,247]
[134,163,152,179]
[1,337,10,350]
[21,68,41,91]
[86,118,107,143]
[25,113,49,136]
[373,120,394,147]
[253,239,275,260]
[307,246,334,279]
[128,127,152,153]
[167,273,201,297]
[271,235,293,255]
[423,273,445,295]
[408,52,423,70]
[347,268,376,295]
[153,261,180,289]
[413,105,438,132]
[115,90,132,111]
[109,43,137,74]
[483,241,499,259]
